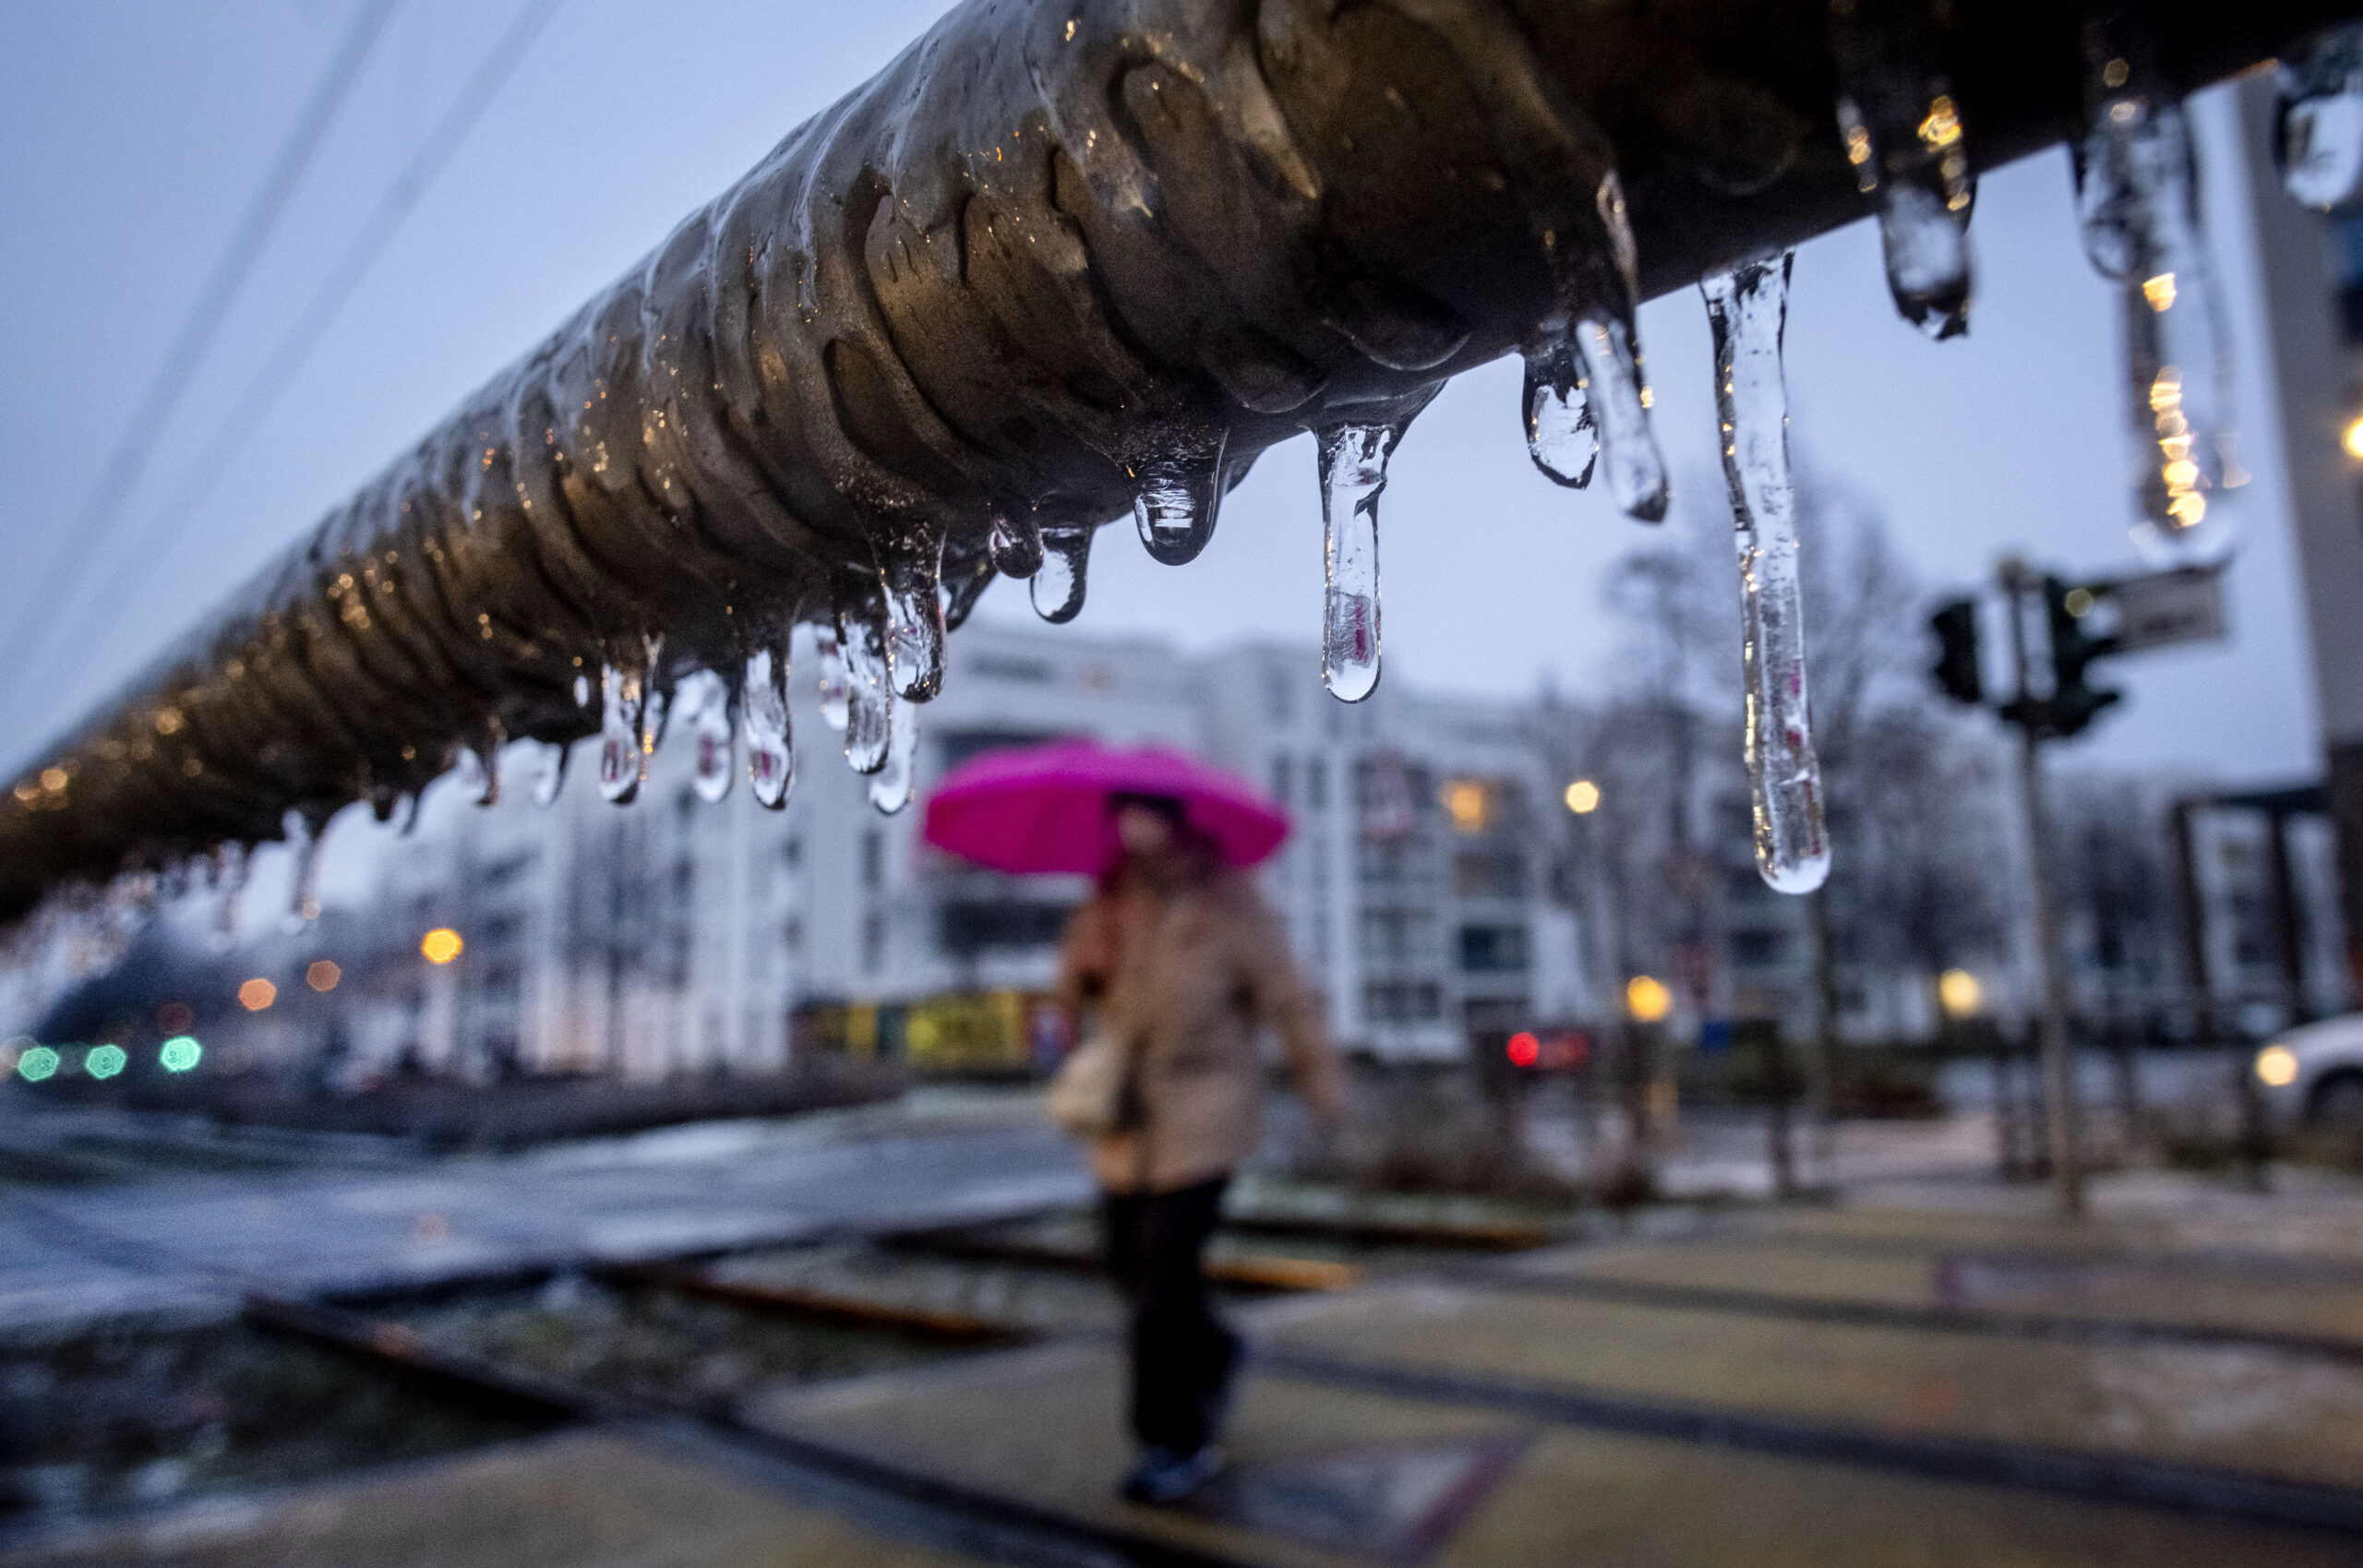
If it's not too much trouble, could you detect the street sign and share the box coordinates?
[2087,566,2228,653]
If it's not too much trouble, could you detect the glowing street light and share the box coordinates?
[421,928,464,964]
[1564,779,1601,815]
[2256,1044,2299,1088]
[2344,413,2363,461]
[238,977,277,1011]
[1625,975,1673,1023]
[1937,968,1984,1019]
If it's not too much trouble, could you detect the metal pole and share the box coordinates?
[2002,558,2083,1216]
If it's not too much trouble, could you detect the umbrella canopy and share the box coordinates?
[923,738,1290,875]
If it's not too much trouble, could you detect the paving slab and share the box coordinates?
[750,1340,2352,1567]
[0,1430,987,1568]
[1258,1280,2363,1490]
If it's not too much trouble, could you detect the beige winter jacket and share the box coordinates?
[1057,866,1344,1194]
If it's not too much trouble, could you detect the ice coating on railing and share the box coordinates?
[678,668,735,804]
[816,626,851,733]
[1032,526,1093,624]
[1703,255,1829,895]
[1317,422,1403,702]
[523,740,568,808]
[881,535,947,701]
[868,699,918,815]
[597,639,660,805]
[838,607,894,775]
[1520,173,1666,518]
[2075,35,2231,558]
[743,634,794,811]
[2278,24,2363,209]
[1134,433,1229,566]
[1831,0,1974,338]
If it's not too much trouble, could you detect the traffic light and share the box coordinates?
[1929,598,1983,705]
[2043,575,2121,738]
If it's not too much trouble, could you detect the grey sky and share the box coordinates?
[0,1,2332,792]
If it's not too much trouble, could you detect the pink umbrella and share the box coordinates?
[923,738,1289,875]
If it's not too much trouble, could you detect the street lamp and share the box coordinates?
[1625,975,1673,1023]
[1937,968,1983,1019]
[1564,778,1601,815]
[421,928,464,964]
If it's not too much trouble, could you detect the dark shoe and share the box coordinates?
[1119,1443,1226,1504]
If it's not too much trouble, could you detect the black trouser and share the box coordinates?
[1101,1174,1239,1453]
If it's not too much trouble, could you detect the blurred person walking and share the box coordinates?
[1055,793,1343,1504]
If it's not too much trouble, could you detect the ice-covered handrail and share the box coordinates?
[2,0,2353,921]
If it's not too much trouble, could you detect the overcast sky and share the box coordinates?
[0,0,2333,795]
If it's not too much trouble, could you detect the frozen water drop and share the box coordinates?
[211,843,246,948]
[815,625,851,732]
[2073,43,2232,558]
[990,512,1044,578]
[1829,6,1976,338]
[597,640,660,805]
[283,815,327,928]
[1315,422,1402,702]
[2277,25,2363,209]
[1032,526,1092,623]
[743,631,794,811]
[524,740,568,808]
[678,668,735,804]
[1133,432,1228,565]
[452,746,492,804]
[1522,339,1597,488]
[1702,255,1829,895]
[838,605,894,775]
[867,697,918,815]
[942,554,995,630]
[1575,317,1669,521]
[573,673,591,708]
[880,536,946,701]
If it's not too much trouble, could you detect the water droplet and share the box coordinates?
[1702,255,1829,895]
[1522,338,1596,488]
[990,512,1044,578]
[880,535,945,700]
[2073,43,2232,559]
[815,625,851,732]
[678,668,735,804]
[868,696,918,815]
[1133,431,1228,565]
[597,636,661,805]
[2277,25,2363,209]
[1316,421,1403,702]
[743,631,794,811]
[1576,317,1669,521]
[524,740,568,808]
[1830,8,1975,338]
[1032,525,1092,623]
[838,604,894,775]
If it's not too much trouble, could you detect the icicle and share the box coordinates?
[838,604,894,775]
[1520,173,1667,518]
[2277,25,2363,209]
[1316,422,1403,702]
[1133,431,1228,565]
[816,625,851,732]
[990,512,1044,578]
[743,630,794,810]
[284,812,327,928]
[868,697,918,815]
[1032,525,1092,623]
[678,668,735,804]
[1703,255,1829,895]
[453,722,502,808]
[212,843,246,948]
[573,673,592,708]
[597,637,661,805]
[1830,0,1974,338]
[942,550,995,631]
[524,740,569,808]
[2074,32,2231,557]
[880,534,946,700]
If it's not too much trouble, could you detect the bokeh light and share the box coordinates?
[239,977,277,1011]
[157,1000,193,1034]
[84,1044,127,1080]
[1505,1031,1541,1067]
[307,960,342,992]
[1625,975,1673,1023]
[2256,1044,2300,1089]
[421,928,464,964]
[160,1035,203,1072]
[1937,968,1984,1018]
[17,1045,59,1082]
[1564,779,1601,814]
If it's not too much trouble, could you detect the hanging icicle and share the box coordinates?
[990,512,1045,579]
[284,813,328,928]
[815,624,851,732]
[1134,430,1229,565]
[1520,174,1668,520]
[868,698,919,815]
[1032,525,1093,623]
[678,668,736,804]
[2277,24,2363,209]
[524,739,569,808]
[1316,421,1407,703]
[1829,0,1975,338]
[743,628,794,811]
[2074,24,2233,558]
[880,531,947,700]
[1703,254,1829,895]
[597,635,662,805]
[838,602,894,775]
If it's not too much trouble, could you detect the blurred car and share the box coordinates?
[2253,1014,2363,1132]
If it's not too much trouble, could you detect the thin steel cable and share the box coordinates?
[2,0,404,681]
[14,0,568,712]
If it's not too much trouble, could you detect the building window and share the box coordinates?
[939,900,1077,953]
[1363,981,1443,1022]
[1454,851,1527,899]
[1270,755,1293,806]
[860,831,884,890]
[1458,924,1530,974]
[860,912,886,974]
[1306,758,1328,810]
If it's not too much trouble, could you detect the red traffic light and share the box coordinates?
[1505,1032,1541,1068]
